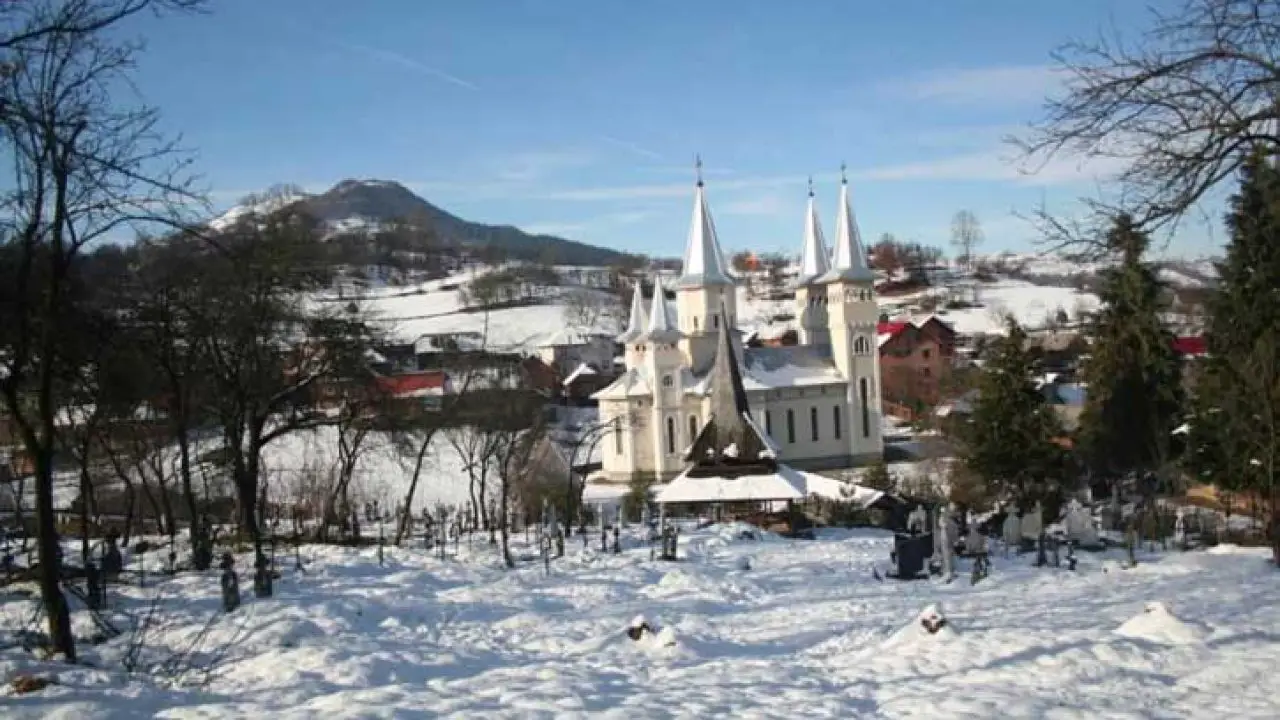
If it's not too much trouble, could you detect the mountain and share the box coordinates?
[211,179,634,267]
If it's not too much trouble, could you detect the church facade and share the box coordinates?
[592,170,884,484]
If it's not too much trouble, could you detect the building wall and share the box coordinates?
[879,329,950,408]
[597,380,884,483]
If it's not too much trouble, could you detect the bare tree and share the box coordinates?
[0,0,204,661]
[561,287,622,337]
[950,210,983,270]
[1017,0,1280,252]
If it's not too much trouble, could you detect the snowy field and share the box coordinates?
[3,526,1278,718]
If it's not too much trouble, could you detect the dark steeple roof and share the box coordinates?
[681,301,778,478]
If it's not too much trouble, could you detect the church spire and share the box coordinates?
[616,280,648,343]
[677,156,733,289]
[819,164,875,284]
[796,177,831,285]
[639,275,680,343]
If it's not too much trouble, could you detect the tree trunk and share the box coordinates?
[500,479,513,568]
[174,411,201,555]
[33,449,75,661]
[394,432,435,545]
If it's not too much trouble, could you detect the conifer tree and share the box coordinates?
[959,318,1071,521]
[1078,215,1185,495]
[1189,149,1280,562]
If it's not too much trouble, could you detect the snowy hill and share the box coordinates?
[209,179,635,267]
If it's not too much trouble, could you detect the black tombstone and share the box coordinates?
[219,552,240,613]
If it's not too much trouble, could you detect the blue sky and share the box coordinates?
[126,0,1221,259]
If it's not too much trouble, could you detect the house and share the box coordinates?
[1025,332,1090,373]
[876,317,956,412]
[592,171,884,484]
[373,370,452,410]
[562,363,613,404]
[533,329,615,378]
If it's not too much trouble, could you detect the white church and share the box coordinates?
[592,168,884,484]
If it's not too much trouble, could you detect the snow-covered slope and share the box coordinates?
[3,529,1277,716]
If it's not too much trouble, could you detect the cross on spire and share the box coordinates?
[840,161,848,185]
[807,175,814,197]
[695,154,704,187]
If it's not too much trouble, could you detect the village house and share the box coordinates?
[876,317,957,414]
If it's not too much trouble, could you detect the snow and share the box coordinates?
[1114,601,1205,646]
[3,529,1279,717]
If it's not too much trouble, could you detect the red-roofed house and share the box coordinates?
[1172,336,1207,358]
[877,317,957,415]
[374,370,452,410]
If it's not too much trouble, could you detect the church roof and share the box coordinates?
[678,304,781,478]
[676,167,734,289]
[616,281,648,343]
[637,276,680,343]
[795,180,831,286]
[817,170,875,284]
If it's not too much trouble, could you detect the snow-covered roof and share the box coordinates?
[655,464,874,504]
[795,185,831,286]
[816,173,874,284]
[676,174,734,289]
[637,276,681,343]
[562,363,598,386]
[617,281,648,343]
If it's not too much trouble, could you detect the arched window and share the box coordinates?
[662,374,674,388]
[614,422,623,455]
[859,378,870,438]
[713,314,720,329]
[854,336,870,355]
[666,417,676,455]
[688,414,698,442]
[810,406,819,441]
[786,409,796,444]
[832,405,842,439]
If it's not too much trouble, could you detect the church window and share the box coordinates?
[854,336,870,355]
[666,417,676,455]
[713,314,720,329]
[688,414,698,441]
[662,374,673,388]
[765,410,772,437]
[833,405,842,439]
[693,316,699,331]
[614,422,622,455]
[810,406,819,441]
[859,378,870,438]
[786,409,796,444]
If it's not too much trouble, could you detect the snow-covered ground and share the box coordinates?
[3,526,1278,717]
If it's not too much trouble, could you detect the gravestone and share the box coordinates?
[1020,503,1044,551]
[891,532,931,579]
[252,551,272,598]
[102,532,123,580]
[219,553,240,613]
[1001,510,1021,550]
[906,505,928,535]
[1064,499,1100,548]
[937,507,956,580]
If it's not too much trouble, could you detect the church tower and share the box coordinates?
[675,159,737,372]
[636,276,685,477]
[794,178,832,347]
[818,166,883,460]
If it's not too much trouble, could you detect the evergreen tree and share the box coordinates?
[1189,149,1280,562]
[959,318,1071,520]
[1077,215,1185,493]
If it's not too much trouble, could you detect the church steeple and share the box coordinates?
[617,280,648,343]
[676,156,733,289]
[639,275,680,343]
[819,164,874,284]
[796,176,831,285]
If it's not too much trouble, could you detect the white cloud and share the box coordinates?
[853,148,1128,186]
[600,136,664,161]
[523,222,589,237]
[886,65,1062,106]
[332,40,478,90]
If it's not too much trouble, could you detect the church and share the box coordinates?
[591,167,884,484]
